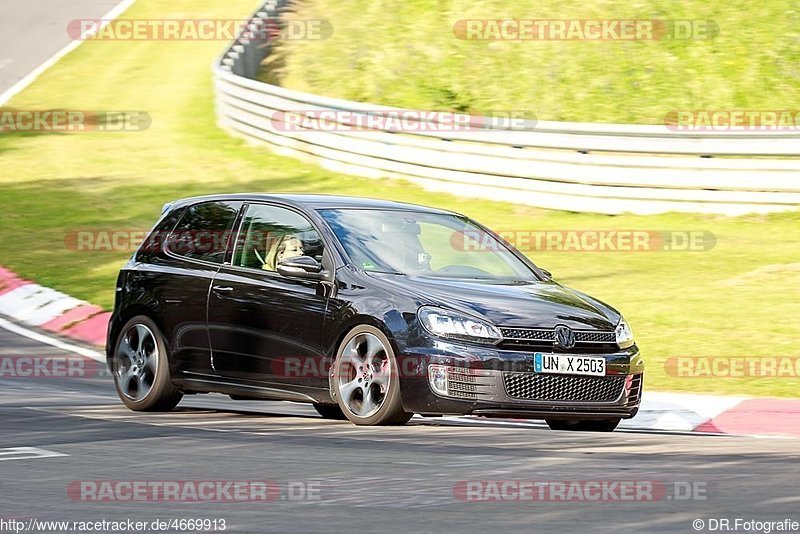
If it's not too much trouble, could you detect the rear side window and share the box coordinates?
[168,201,241,264]
[135,206,186,261]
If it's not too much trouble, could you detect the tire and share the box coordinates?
[330,325,413,426]
[312,403,348,420]
[546,418,621,432]
[111,315,183,411]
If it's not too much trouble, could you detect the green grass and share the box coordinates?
[1,0,799,397]
[268,0,800,123]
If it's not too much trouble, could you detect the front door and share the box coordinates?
[207,203,331,393]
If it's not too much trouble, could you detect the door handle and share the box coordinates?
[212,286,234,293]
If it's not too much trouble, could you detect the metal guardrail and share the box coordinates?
[214,1,800,215]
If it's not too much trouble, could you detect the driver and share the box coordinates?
[276,235,305,263]
[258,234,305,271]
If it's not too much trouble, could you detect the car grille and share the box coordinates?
[503,373,627,402]
[500,328,615,343]
[498,327,617,353]
[447,369,479,400]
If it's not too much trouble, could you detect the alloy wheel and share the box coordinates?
[115,323,159,402]
[336,332,391,417]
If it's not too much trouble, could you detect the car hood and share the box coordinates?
[371,274,620,330]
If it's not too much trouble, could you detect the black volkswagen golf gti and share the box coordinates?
[107,194,643,431]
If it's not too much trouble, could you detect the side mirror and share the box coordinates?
[277,256,326,280]
[540,268,552,279]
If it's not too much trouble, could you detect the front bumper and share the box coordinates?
[398,339,644,420]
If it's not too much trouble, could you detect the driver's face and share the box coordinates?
[278,238,304,261]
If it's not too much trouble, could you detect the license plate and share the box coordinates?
[533,353,606,376]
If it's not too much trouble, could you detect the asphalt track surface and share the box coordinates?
[0,0,121,96]
[2,326,800,534]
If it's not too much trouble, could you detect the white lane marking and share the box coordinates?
[33,406,393,437]
[246,428,344,436]
[0,447,67,461]
[52,405,347,429]
[763,495,800,504]
[0,316,105,361]
[159,419,336,426]
[0,0,138,106]
[437,415,747,437]
[440,416,547,428]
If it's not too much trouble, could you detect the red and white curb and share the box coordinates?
[447,391,800,439]
[0,266,109,347]
[0,265,798,438]
[620,392,800,438]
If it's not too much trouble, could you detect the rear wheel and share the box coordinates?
[112,315,182,411]
[546,418,621,432]
[331,325,413,426]
[313,403,348,420]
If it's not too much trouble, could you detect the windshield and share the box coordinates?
[319,208,538,281]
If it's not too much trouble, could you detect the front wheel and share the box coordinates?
[330,325,413,426]
[112,315,183,411]
[546,418,621,432]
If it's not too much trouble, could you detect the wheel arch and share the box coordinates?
[107,304,169,362]
[329,314,405,362]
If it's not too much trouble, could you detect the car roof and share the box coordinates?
[165,193,459,215]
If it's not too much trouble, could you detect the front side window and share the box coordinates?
[167,201,240,264]
[233,204,324,271]
[319,209,538,282]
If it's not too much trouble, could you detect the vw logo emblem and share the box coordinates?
[554,325,576,349]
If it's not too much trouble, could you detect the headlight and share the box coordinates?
[418,306,502,345]
[615,318,634,348]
